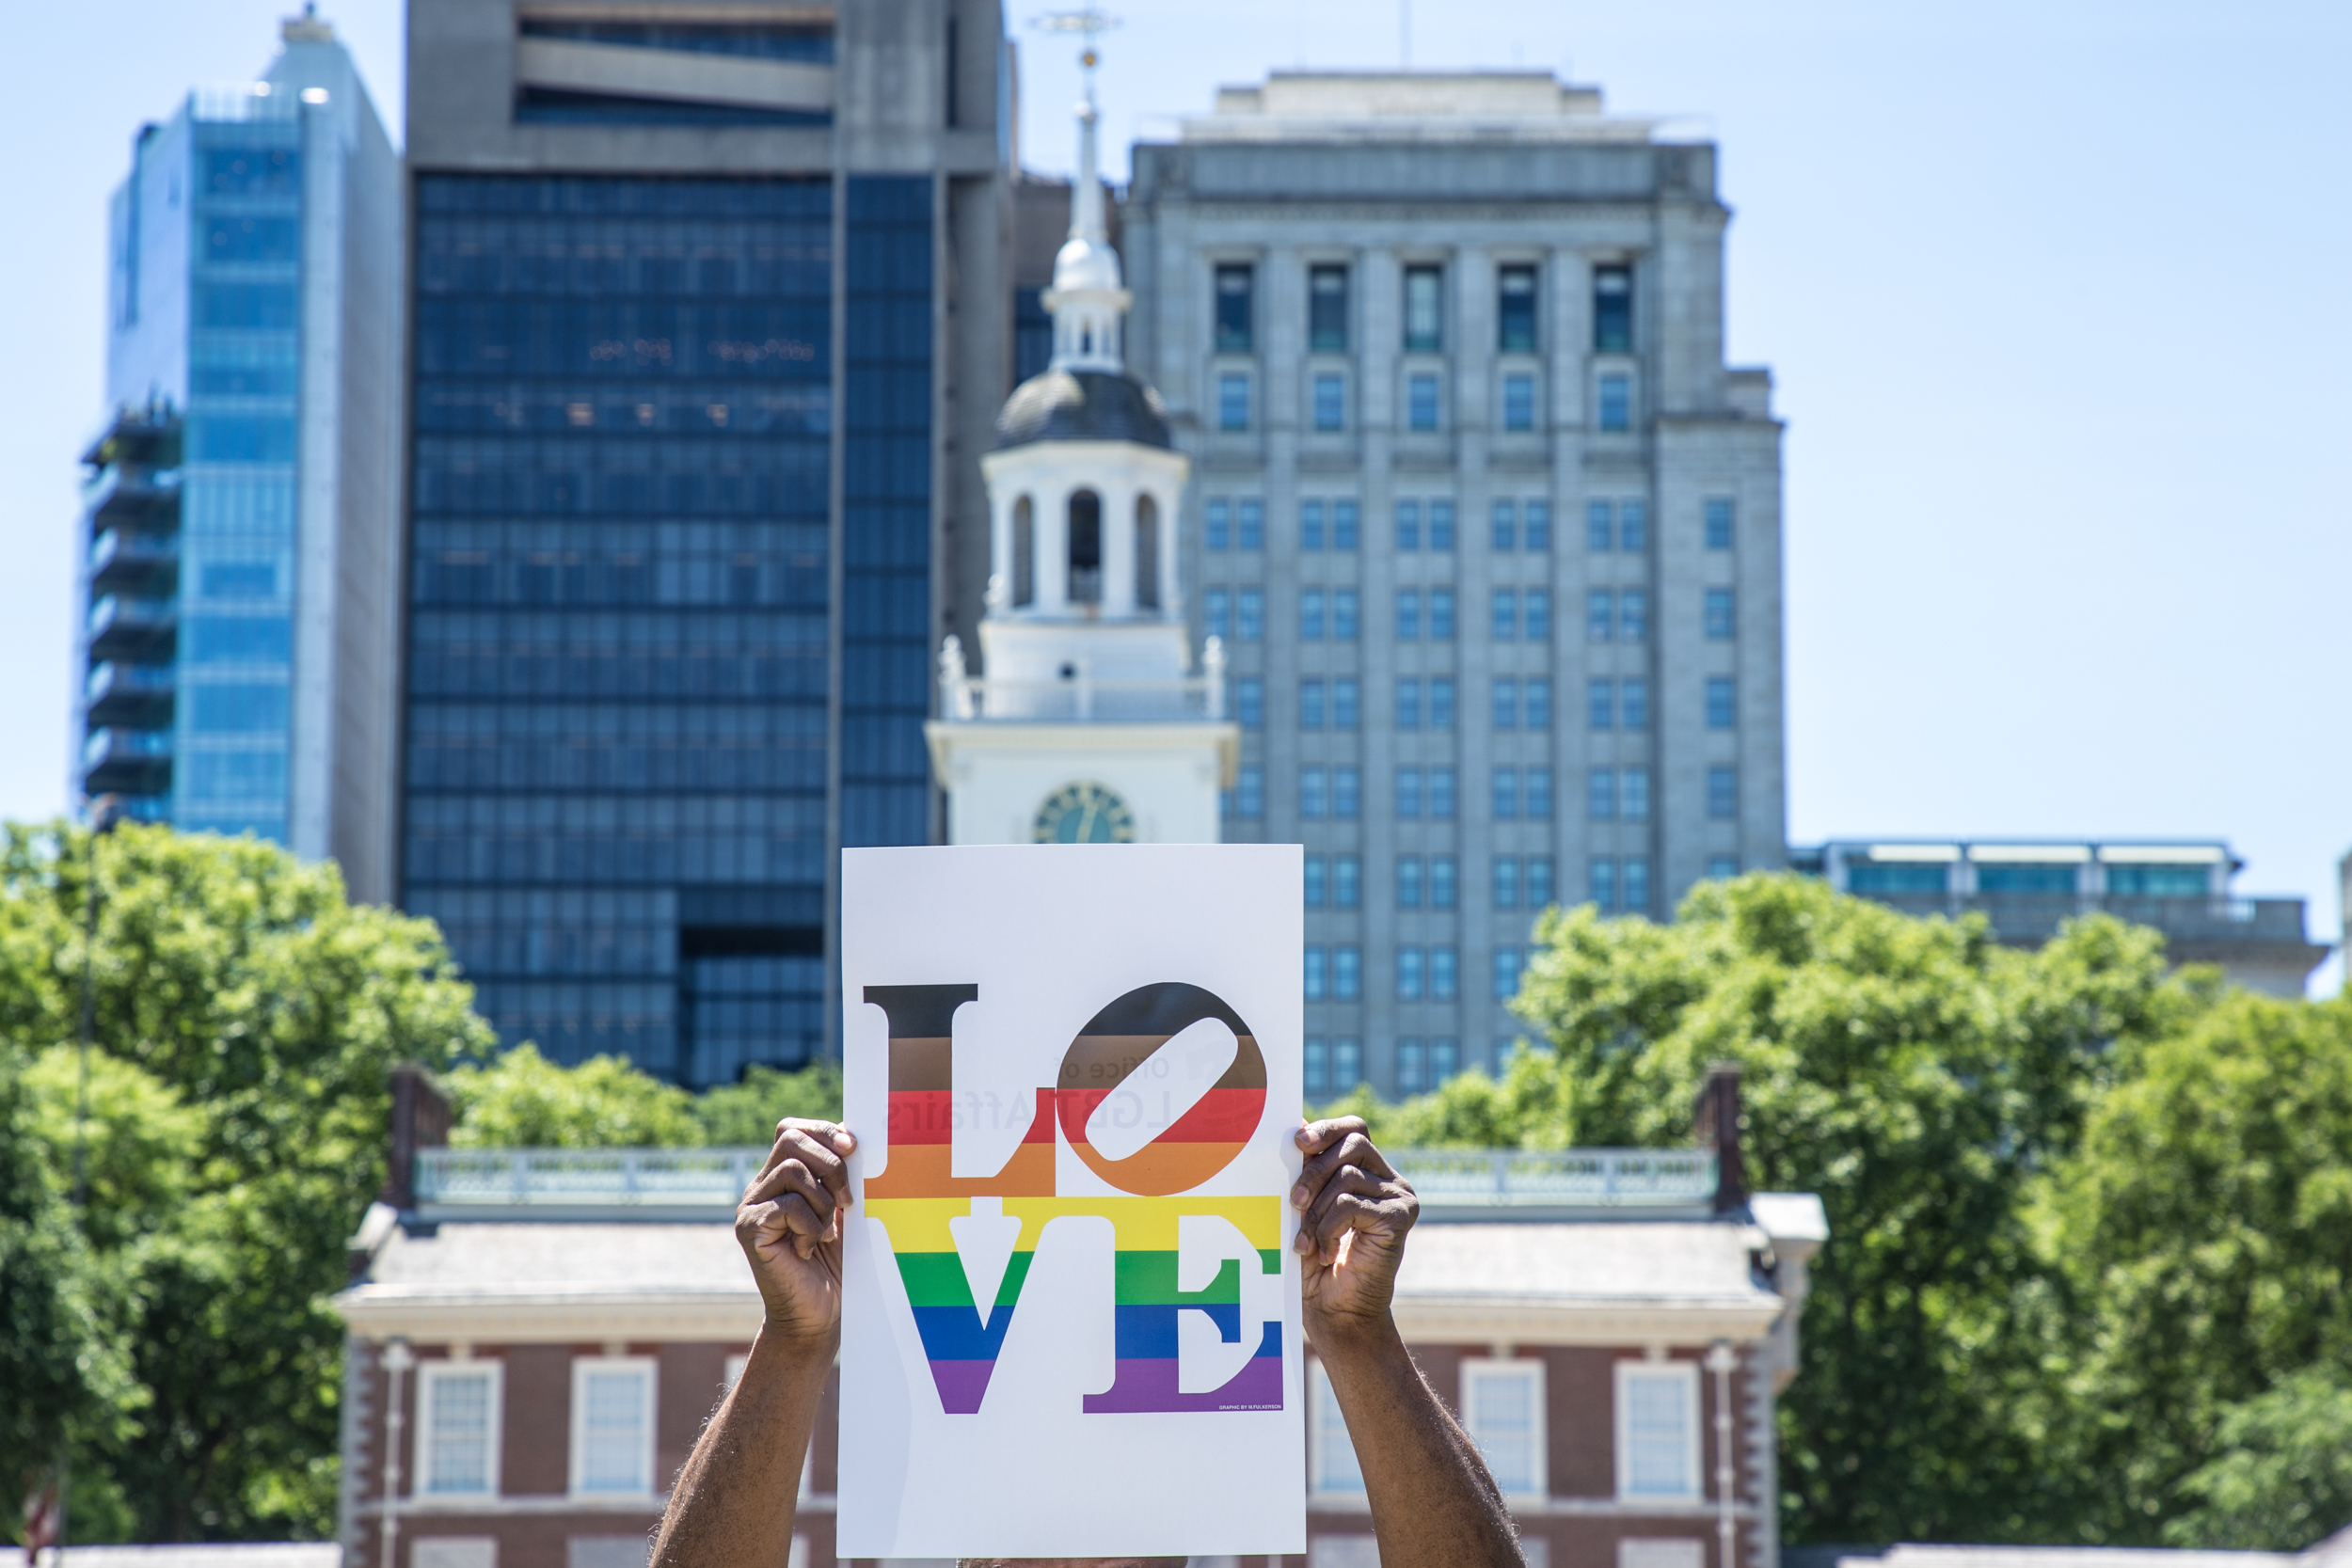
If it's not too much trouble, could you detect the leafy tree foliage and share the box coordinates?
[691,1060,843,1145]
[443,1049,841,1148]
[2039,990,2352,1544]
[445,1043,701,1148]
[0,822,490,1543]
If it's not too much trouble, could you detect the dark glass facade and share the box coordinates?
[404,174,846,1082]
[838,176,934,849]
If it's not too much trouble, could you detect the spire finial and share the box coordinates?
[1030,6,1130,373]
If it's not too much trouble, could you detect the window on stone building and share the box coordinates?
[1396,678,1422,731]
[1527,857,1554,909]
[1407,372,1440,431]
[1404,264,1444,352]
[1622,677,1650,730]
[1237,499,1264,550]
[1429,588,1455,641]
[1305,855,1327,910]
[1619,499,1648,552]
[1332,945,1360,999]
[1235,677,1264,729]
[1493,857,1520,911]
[1705,587,1736,641]
[1620,589,1648,643]
[1597,372,1631,432]
[1333,678,1359,731]
[1526,677,1552,731]
[1430,1037,1460,1084]
[1708,766,1738,822]
[1334,854,1360,910]
[1215,263,1254,352]
[1591,858,1618,913]
[1310,264,1350,352]
[1397,1037,1426,1094]
[1625,857,1653,913]
[1428,499,1455,551]
[1430,676,1455,731]
[1430,946,1458,1000]
[1622,768,1652,824]
[1304,946,1327,1000]
[1334,589,1359,641]
[1205,499,1230,552]
[1705,497,1735,550]
[1498,264,1539,352]
[1217,372,1250,431]
[1594,263,1633,352]
[1587,589,1613,642]
[1236,588,1263,641]
[1304,1036,1329,1097]
[1395,499,1421,550]
[1300,587,1326,641]
[1203,588,1230,641]
[1525,499,1551,550]
[1397,855,1423,909]
[1431,854,1457,909]
[1502,374,1536,432]
[1395,768,1422,820]
[1527,768,1553,820]
[420,1361,501,1497]
[1525,591,1551,642]
[1332,1037,1361,1088]
[1429,771,1457,824]
[1312,373,1344,431]
[1298,678,1325,731]
[1707,676,1737,730]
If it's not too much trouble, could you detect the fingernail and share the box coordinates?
[1291,1185,1310,1209]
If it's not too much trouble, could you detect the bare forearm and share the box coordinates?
[652,1325,832,1568]
[1318,1317,1523,1568]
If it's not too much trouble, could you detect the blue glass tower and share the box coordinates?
[78,15,404,900]
[401,0,1013,1083]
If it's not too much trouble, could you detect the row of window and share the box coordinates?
[417,1357,660,1499]
[1228,765,1742,826]
[1303,1037,1465,1099]
[1226,674,1734,736]
[1305,945,1529,1005]
[1308,852,1553,912]
[1212,259,1629,357]
[1311,1356,1708,1505]
[1204,496,1736,555]
[1202,586,1737,646]
[1216,368,1636,435]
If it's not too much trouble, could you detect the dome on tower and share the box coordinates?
[994,368,1172,451]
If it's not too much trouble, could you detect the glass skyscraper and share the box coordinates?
[401,0,1012,1084]
[77,15,403,898]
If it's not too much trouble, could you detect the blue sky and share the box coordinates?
[3,1,2345,984]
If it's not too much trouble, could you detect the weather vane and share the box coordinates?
[1029,5,1120,97]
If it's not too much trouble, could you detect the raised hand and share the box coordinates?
[734,1117,858,1347]
[1291,1116,1419,1347]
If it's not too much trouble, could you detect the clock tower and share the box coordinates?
[925,66,1237,846]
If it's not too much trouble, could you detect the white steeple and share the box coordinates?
[1042,42,1131,373]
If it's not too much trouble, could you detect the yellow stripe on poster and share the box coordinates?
[864,1194,1283,1254]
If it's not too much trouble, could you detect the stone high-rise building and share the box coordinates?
[1120,71,1789,1098]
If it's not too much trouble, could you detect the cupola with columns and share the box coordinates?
[926,40,1235,847]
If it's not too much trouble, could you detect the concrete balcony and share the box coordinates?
[82,726,173,795]
[82,464,183,533]
[89,528,179,595]
[87,594,177,660]
[1852,891,2326,997]
[84,661,176,728]
[941,671,1226,722]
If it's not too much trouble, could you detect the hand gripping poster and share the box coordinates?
[837,844,1307,1559]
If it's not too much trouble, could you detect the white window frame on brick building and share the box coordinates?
[417,1358,503,1498]
[1309,1356,1367,1499]
[1614,1359,1702,1503]
[1460,1356,1548,1503]
[570,1355,658,1498]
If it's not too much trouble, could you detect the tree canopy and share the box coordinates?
[1329,873,2352,1550]
[0,822,489,1544]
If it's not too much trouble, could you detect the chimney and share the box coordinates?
[1692,1061,1747,1214]
[383,1062,451,1212]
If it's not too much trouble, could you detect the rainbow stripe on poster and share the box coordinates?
[861,982,1282,1418]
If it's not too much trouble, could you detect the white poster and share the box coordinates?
[837,844,1307,1560]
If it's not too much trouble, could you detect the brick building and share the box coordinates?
[338,1069,1825,1568]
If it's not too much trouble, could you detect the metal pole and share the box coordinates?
[1707,1341,1740,1568]
[379,1340,413,1568]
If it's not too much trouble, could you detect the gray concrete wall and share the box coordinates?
[1124,121,1787,1094]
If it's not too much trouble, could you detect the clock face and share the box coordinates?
[1033,781,1136,845]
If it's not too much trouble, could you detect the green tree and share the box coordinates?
[2169,1370,2352,1550]
[692,1060,843,1145]
[1502,873,2203,1545]
[2036,990,2352,1544]
[444,1043,702,1148]
[0,821,492,1543]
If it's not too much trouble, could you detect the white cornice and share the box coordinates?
[336,1285,765,1343]
[1389,1294,1784,1347]
[338,1282,1778,1348]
